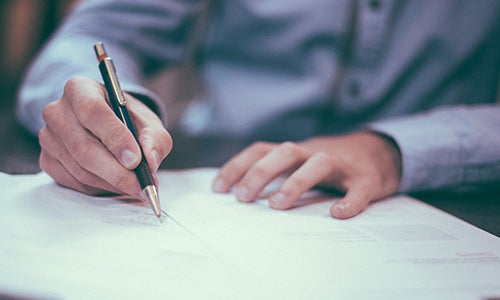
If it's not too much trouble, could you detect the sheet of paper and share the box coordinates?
[0,172,264,299]
[0,169,499,299]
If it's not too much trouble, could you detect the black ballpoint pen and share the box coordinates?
[94,42,162,220]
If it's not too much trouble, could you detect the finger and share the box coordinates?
[212,142,274,193]
[268,152,335,210]
[64,78,142,170]
[329,180,376,219]
[43,94,142,198]
[39,126,124,195]
[128,96,173,172]
[40,149,108,196]
[60,121,142,198]
[234,142,307,203]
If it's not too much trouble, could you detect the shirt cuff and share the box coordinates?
[367,113,463,193]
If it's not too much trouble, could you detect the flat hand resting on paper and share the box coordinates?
[212,132,402,219]
[39,77,172,199]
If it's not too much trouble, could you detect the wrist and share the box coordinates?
[363,130,402,190]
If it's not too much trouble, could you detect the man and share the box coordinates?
[17,0,500,218]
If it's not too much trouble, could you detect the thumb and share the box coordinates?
[99,114,142,170]
[330,180,375,219]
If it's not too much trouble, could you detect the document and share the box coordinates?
[0,169,499,299]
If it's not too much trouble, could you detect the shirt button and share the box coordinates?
[369,0,381,10]
[348,80,361,97]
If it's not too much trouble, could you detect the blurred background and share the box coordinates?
[0,0,78,174]
[0,0,77,108]
[0,0,199,175]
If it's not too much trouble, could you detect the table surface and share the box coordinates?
[1,106,498,237]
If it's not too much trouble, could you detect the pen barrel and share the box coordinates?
[98,61,155,189]
[99,62,121,115]
[134,157,155,189]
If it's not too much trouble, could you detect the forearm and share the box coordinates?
[16,0,205,135]
[16,37,159,134]
[369,104,500,193]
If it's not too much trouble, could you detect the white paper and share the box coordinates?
[0,169,499,300]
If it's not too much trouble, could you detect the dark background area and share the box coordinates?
[0,0,78,174]
[0,1,498,237]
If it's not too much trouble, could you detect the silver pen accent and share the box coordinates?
[94,42,162,221]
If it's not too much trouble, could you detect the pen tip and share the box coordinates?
[143,185,162,219]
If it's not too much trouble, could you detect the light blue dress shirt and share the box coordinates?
[16,0,500,193]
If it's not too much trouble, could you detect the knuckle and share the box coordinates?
[286,174,309,189]
[70,140,96,168]
[139,126,172,153]
[248,141,272,156]
[138,126,154,139]
[78,102,102,126]
[38,151,50,172]
[38,127,49,146]
[277,141,300,157]
[63,78,79,95]
[158,130,173,154]
[38,127,59,155]
[42,101,60,123]
[63,77,88,95]
[311,152,336,170]
[63,77,87,101]
[103,125,129,152]
[247,163,269,179]
[313,151,331,162]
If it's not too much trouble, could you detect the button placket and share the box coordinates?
[337,0,395,110]
[369,0,382,11]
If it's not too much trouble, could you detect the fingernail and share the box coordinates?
[270,192,286,207]
[121,149,139,168]
[235,185,249,202]
[333,201,347,214]
[212,178,225,192]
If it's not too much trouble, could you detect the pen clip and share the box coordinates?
[102,58,127,106]
[94,42,127,106]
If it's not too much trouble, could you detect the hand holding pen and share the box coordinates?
[38,45,172,213]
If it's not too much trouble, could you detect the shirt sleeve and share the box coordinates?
[369,104,500,193]
[16,0,204,135]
